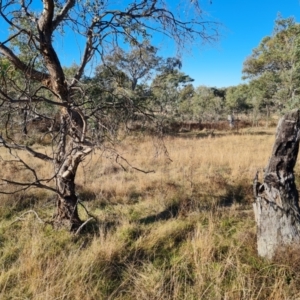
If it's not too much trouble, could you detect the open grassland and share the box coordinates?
[1,127,300,299]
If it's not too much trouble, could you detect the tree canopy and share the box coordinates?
[0,0,219,230]
[243,15,300,111]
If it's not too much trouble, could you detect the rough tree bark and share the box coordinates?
[0,0,93,231]
[36,1,93,230]
[53,113,92,230]
[253,109,300,259]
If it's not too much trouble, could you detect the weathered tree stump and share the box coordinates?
[253,109,300,259]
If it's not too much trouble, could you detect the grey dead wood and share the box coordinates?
[253,109,300,259]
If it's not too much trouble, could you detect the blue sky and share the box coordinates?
[56,0,300,88]
[180,0,300,88]
[1,0,300,89]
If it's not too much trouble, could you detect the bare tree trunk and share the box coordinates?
[265,104,270,128]
[54,151,82,231]
[53,113,92,231]
[253,109,300,259]
[54,145,93,230]
[55,194,81,231]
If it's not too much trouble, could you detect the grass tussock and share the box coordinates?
[1,127,300,299]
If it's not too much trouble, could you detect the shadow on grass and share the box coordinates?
[78,188,97,201]
[218,182,252,207]
[137,181,253,225]
[77,218,119,236]
[138,203,181,225]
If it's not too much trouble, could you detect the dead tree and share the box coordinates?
[253,109,300,259]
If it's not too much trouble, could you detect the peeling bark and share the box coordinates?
[54,145,92,231]
[34,0,90,230]
[53,114,92,231]
[253,109,300,259]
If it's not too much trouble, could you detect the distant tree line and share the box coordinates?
[81,15,300,127]
[2,14,295,135]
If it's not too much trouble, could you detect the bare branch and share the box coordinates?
[52,0,76,31]
[72,28,95,83]
[116,154,155,174]
[25,146,53,162]
[75,217,94,235]
[1,29,30,46]
[0,135,53,162]
[21,0,37,22]
[11,210,45,225]
[0,89,67,107]
[78,201,99,221]
[2,178,58,194]
[0,44,50,84]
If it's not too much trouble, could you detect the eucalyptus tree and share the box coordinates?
[180,85,224,122]
[151,67,194,116]
[225,84,250,115]
[104,41,162,91]
[0,0,219,230]
[243,16,300,112]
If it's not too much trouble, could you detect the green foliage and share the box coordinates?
[151,64,194,116]
[179,85,224,121]
[104,41,162,91]
[225,84,251,113]
[243,15,300,112]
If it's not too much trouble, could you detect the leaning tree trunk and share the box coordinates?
[253,109,300,259]
[54,111,92,231]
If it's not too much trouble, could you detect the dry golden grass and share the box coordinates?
[2,127,300,299]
